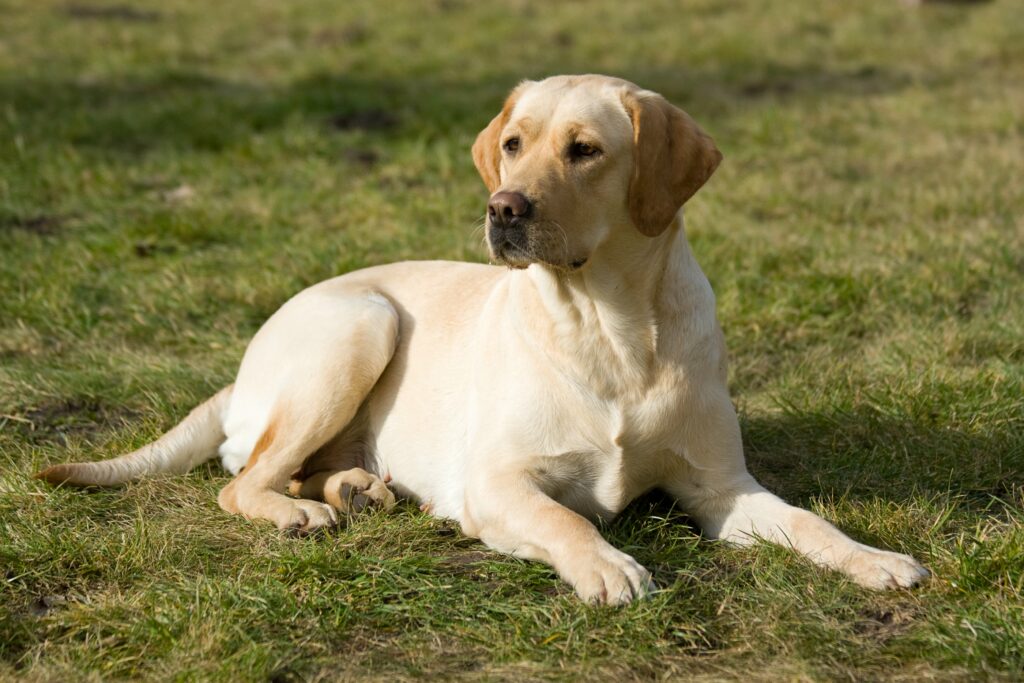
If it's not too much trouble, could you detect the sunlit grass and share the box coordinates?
[1,1,1021,680]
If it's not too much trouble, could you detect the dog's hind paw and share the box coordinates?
[290,467,397,514]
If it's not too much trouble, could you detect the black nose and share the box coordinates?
[487,191,532,227]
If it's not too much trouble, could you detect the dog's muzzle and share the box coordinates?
[484,191,587,271]
[487,191,533,265]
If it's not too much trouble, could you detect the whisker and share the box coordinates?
[529,218,572,272]
[470,214,488,236]
[470,214,491,259]
[550,220,570,263]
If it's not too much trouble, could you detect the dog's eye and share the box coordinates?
[569,142,600,160]
[503,137,520,154]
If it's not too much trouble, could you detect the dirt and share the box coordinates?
[133,241,178,258]
[313,22,372,46]
[6,399,139,446]
[342,148,381,168]
[0,215,67,236]
[329,109,399,132]
[28,595,68,618]
[64,4,161,22]
[437,550,492,570]
[854,606,920,641]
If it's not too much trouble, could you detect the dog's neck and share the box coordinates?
[514,213,704,392]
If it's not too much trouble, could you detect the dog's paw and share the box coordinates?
[279,499,340,536]
[570,546,654,606]
[347,475,397,512]
[843,546,930,590]
[325,468,397,513]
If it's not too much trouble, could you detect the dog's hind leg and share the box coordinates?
[217,289,399,534]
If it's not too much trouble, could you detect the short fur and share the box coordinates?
[36,75,928,603]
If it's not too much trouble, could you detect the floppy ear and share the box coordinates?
[620,90,723,237]
[471,84,527,193]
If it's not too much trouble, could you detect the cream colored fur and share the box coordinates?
[37,75,928,604]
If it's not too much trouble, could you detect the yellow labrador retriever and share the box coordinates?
[37,75,929,604]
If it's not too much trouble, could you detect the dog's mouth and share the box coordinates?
[487,225,588,272]
[493,248,531,270]
[491,243,588,272]
[488,228,531,269]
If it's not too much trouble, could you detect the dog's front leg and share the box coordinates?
[665,391,930,589]
[462,467,653,605]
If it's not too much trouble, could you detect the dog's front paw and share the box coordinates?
[568,546,654,606]
[843,546,930,590]
[280,499,341,535]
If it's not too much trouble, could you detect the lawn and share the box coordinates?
[1,0,1022,680]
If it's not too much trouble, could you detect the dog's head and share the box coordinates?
[473,75,722,270]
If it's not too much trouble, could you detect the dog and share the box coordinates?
[36,75,929,604]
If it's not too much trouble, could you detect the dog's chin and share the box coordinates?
[490,247,588,272]
[493,251,532,270]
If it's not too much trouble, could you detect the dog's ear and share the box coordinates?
[620,89,723,237]
[472,83,527,193]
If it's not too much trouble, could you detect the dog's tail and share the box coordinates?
[34,384,234,487]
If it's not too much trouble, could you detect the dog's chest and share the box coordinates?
[538,368,689,517]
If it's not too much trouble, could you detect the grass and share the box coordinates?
[1,0,1022,679]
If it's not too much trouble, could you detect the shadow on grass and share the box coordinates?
[740,406,1022,510]
[606,401,1021,564]
[0,58,917,156]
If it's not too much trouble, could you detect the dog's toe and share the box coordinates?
[351,478,397,512]
[572,547,654,606]
[844,547,930,590]
[281,500,339,536]
[328,469,396,513]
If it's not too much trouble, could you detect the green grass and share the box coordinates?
[1,0,1022,680]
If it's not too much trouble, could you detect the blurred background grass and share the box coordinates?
[1,1,1022,680]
